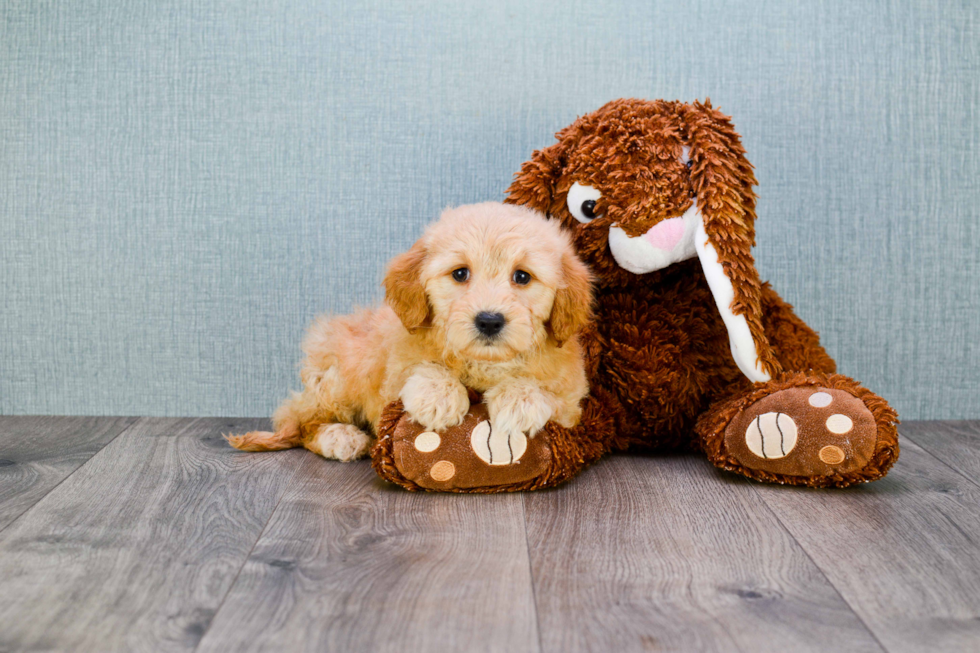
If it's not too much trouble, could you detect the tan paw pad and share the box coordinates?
[819,445,846,465]
[429,460,456,482]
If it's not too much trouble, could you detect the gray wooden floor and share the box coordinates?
[0,418,978,652]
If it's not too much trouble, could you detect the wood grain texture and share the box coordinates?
[756,435,980,652]
[0,416,136,532]
[197,460,538,653]
[3,417,980,651]
[522,453,883,653]
[899,420,980,488]
[0,417,306,653]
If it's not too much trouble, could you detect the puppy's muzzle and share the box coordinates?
[474,311,506,339]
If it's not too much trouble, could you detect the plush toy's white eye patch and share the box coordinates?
[566,182,602,223]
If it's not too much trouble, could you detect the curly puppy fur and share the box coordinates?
[228,202,593,461]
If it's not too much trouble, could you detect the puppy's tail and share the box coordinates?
[225,421,303,452]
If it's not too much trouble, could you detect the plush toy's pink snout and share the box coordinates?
[642,217,686,250]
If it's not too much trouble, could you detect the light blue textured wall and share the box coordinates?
[1,0,978,419]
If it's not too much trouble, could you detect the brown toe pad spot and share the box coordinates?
[819,445,846,465]
[390,403,552,490]
[429,460,456,482]
[724,387,877,477]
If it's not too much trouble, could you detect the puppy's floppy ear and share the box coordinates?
[384,239,430,333]
[505,142,565,214]
[547,250,593,347]
[680,100,781,380]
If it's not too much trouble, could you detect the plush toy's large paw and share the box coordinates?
[372,397,554,492]
[697,373,899,488]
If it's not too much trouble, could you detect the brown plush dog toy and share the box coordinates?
[373,98,899,491]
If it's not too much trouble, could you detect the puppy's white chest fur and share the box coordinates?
[459,357,528,392]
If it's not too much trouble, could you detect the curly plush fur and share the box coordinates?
[374,98,900,491]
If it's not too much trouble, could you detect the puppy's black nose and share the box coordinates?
[475,312,506,337]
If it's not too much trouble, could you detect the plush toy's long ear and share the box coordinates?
[383,240,430,333]
[681,100,782,382]
[505,142,565,213]
[547,249,593,347]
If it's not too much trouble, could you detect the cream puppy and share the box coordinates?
[228,202,593,461]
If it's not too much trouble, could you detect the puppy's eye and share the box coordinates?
[566,182,603,224]
[451,268,470,283]
[512,270,531,286]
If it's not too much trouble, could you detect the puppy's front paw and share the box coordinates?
[400,365,470,431]
[485,379,555,440]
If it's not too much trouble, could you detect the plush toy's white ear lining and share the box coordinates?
[694,218,771,383]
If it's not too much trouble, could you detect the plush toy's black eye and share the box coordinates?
[580,200,597,219]
[686,159,694,169]
[567,182,602,223]
[513,270,531,286]
[452,268,470,282]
